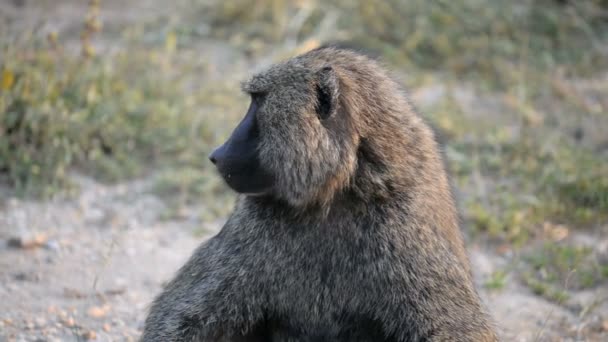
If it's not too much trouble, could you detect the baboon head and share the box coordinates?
[210,47,408,207]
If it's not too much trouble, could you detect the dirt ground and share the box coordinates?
[1,1,608,341]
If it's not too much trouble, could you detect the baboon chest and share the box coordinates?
[255,227,395,341]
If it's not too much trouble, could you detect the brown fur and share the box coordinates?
[140,47,499,341]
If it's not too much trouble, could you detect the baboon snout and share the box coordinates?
[208,98,273,195]
[208,145,223,165]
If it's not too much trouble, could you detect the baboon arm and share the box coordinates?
[139,235,263,342]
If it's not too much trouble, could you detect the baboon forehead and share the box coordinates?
[241,59,319,95]
[241,48,382,96]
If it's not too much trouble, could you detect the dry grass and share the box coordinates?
[1,0,607,242]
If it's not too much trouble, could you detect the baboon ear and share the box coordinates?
[315,66,339,120]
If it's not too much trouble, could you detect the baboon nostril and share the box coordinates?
[209,146,224,165]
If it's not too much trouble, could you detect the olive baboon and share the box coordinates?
[140,47,498,341]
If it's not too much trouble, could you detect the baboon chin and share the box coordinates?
[141,47,499,342]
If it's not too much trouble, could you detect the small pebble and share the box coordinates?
[82,330,97,340]
[44,239,61,252]
[7,233,48,249]
[14,272,28,281]
[61,317,75,327]
[87,305,110,319]
[34,317,46,328]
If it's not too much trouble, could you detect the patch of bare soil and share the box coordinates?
[0,176,213,341]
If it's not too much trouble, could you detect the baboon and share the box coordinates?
[140,47,498,341]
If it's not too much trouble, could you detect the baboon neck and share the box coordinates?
[245,189,408,231]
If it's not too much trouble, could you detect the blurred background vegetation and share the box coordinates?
[1,0,607,299]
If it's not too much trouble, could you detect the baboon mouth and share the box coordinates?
[215,166,273,196]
